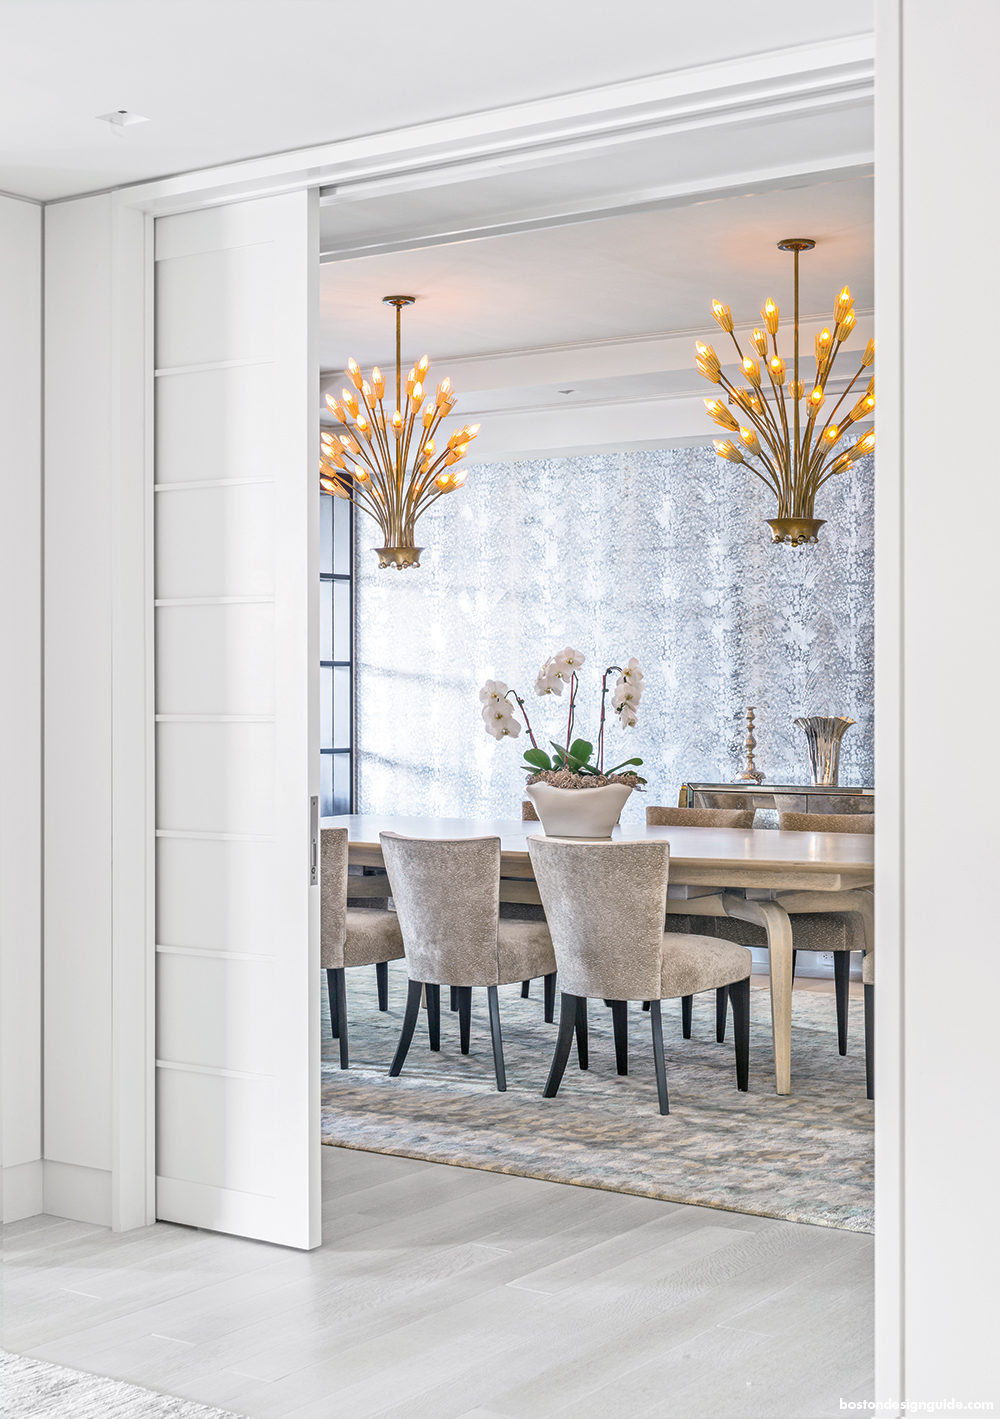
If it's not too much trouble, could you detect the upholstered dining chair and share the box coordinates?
[779,811,873,835]
[527,835,752,1115]
[645,804,754,1042]
[774,809,874,1098]
[379,832,557,1091]
[321,827,405,1070]
[522,800,539,822]
[646,805,755,829]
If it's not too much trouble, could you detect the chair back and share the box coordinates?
[521,800,540,822]
[380,832,501,986]
[779,811,874,835]
[320,827,348,968]
[527,835,670,1000]
[646,805,754,829]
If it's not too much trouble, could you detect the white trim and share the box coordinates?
[155,829,275,842]
[154,595,275,607]
[155,1059,272,1082]
[156,945,275,962]
[154,478,274,492]
[154,357,273,377]
[108,36,873,216]
[109,199,157,1233]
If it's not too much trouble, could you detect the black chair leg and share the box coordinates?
[681,994,693,1039]
[729,976,750,1092]
[426,983,441,1051]
[450,985,458,1012]
[326,967,340,1039]
[864,982,874,1100]
[487,985,507,1091]
[389,979,423,1076]
[834,951,850,1056]
[521,980,530,997]
[457,986,472,1054]
[641,1000,650,1011]
[716,985,729,1043]
[376,960,389,1012]
[649,999,669,1115]
[543,992,579,1098]
[334,968,349,1069]
[544,972,556,1024]
[575,996,589,1070]
[792,948,798,978]
[610,1000,628,1075]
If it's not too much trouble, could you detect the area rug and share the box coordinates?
[0,1350,238,1418]
[321,960,873,1234]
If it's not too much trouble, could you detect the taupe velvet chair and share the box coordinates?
[321,827,405,1070]
[778,811,874,835]
[527,835,752,1115]
[646,805,755,829]
[522,800,540,822]
[645,804,754,1040]
[775,809,874,1096]
[380,832,556,1091]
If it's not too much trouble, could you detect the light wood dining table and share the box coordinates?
[323,814,874,1096]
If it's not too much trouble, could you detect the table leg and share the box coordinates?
[723,893,794,1095]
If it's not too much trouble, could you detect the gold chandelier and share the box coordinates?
[319,296,480,569]
[696,238,875,546]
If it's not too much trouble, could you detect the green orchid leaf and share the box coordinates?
[522,748,552,771]
[605,757,644,773]
[568,739,595,764]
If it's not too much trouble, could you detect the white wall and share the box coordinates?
[42,194,115,1223]
[875,0,1000,1406]
[0,192,43,1222]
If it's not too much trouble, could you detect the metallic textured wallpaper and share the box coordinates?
[355,448,874,824]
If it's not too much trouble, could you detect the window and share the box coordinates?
[319,493,353,815]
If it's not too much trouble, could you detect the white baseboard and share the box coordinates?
[42,1160,112,1226]
[2,1159,44,1222]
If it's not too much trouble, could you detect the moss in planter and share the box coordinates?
[525,769,644,790]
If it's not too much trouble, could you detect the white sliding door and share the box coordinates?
[153,191,320,1248]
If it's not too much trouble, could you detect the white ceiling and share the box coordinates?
[319,175,874,371]
[1,0,873,202]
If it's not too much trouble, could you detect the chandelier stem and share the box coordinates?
[792,245,800,500]
[395,303,402,485]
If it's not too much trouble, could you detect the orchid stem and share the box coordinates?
[506,690,538,750]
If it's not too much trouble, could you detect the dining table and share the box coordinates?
[323,813,875,1096]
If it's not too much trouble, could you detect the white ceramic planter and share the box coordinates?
[525,781,633,839]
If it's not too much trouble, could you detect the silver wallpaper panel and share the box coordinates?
[355,449,874,823]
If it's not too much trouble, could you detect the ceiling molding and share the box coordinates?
[318,160,873,263]
[115,34,873,216]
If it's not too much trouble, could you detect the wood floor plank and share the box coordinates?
[2,1148,873,1419]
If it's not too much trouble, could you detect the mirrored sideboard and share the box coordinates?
[678,783,874,815]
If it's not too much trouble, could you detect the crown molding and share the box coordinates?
[113,34,873,217]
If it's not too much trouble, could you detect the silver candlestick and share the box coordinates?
[733,707,765,784]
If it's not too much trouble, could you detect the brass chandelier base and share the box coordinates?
[767,517,825,546]
[376,546,423,570]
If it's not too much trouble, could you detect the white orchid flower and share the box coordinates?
[550,646,585,681]
[621,657,644,684]
[534,659,564,696]
[484,709,521,740]
[618,704,638,728]
[478,679,509,705]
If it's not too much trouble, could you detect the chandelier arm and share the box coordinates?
[814,361,866,443]
[765,372,792,483]
[366,390,395,472]
[409,411,452,505]
[742,460,783,500]
[718,375,773,445]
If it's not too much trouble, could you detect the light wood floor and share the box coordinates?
[3,979,872,1419]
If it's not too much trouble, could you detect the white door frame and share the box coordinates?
[100,35,980,1400]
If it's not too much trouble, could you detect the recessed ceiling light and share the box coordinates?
[97,110,149,137]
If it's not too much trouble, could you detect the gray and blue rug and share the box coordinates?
[0,1350,237,1417]
[321,961,874,1233]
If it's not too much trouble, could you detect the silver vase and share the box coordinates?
[793,715,855,786]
